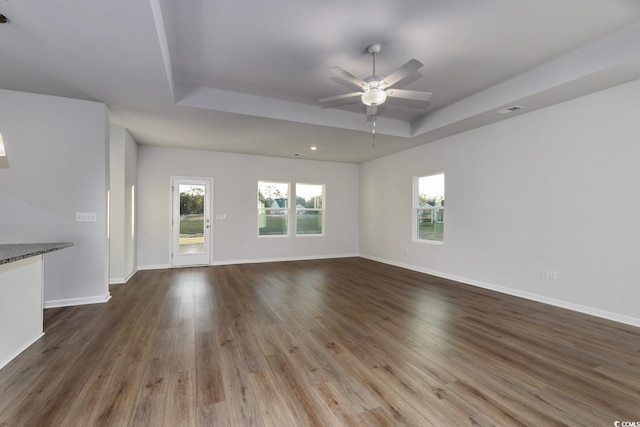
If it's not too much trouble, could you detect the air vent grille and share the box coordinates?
[495,105,525,115]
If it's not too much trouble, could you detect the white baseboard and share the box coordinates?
[109,268,137,285]
[44,293,111,309]
[137,263,170,271]
[361,254,640,328]
[0,332,45,371]
[213,253,359,266]
[139,254,359,269]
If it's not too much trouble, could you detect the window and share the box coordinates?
[415,172,444,242]
[296,183,324,235]
[258,181,289,236]
[258,181,326,237]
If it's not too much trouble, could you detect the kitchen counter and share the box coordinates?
[0,242,73,265]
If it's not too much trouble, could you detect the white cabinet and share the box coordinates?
[0,255,44,369]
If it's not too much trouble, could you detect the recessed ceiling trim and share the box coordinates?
[176,84,412,138]
[150,0,176,100]
[412,23,640,139]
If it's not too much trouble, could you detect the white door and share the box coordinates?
[171,177,212,267]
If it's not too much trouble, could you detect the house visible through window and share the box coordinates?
[415,172,444,242]
[296,183,324,235]
[258,181,289,236]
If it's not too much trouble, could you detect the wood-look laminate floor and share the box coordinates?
[1,258,639,426]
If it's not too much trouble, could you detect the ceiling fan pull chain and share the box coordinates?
[372,117,376,148]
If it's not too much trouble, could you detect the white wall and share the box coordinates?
[0,89,110,306]
[109,125,138,283]
[360,79,640,326]
[137,146,359,268]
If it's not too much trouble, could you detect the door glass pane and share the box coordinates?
[179,184,205,254]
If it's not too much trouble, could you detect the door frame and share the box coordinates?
[170,176,213,267]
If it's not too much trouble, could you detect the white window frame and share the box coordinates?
[413,172,445,244]
[258,180,291,237]
[295,183,325,237]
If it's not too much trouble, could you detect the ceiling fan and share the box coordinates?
[319,43,432,120]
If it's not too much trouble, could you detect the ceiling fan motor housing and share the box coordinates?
[364,76,384,88]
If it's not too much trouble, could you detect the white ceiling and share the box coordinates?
[1,0,639,163]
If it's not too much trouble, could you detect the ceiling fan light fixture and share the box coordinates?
[320,43,429,118]
[361,88,386,106]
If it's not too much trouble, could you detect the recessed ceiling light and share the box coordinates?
[310,146,317,151]
[0,14,8,24]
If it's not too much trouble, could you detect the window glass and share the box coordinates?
[179,184,205,253]
[258,181,289,236]
[416,173,444,242]
[296,183,324,235]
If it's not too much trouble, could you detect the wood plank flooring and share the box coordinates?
[1,257,639,426]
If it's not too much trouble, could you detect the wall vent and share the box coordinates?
[495,105,525,115]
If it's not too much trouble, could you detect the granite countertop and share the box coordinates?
[0,243,73,265]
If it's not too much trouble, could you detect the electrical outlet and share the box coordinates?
[541,268,557,280]
[76,212,97,223]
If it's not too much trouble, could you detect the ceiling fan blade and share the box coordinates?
[381,59,423,89]
[386,89,432,103]
[330,67,368,89]
[318,92,363,103]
